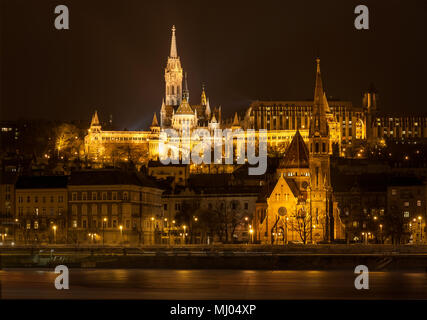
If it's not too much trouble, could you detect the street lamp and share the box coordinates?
[249,228,253,244]
[183,225,187,244]
[53,225,57,244]
[119,225,123,243]
[379,224,383,244]
[418,216,423,243]
[103,218,107,246]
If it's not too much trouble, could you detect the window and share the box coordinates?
[164,204,168,210]
[102,192,107,200]
[81,192,87,201]
[42,196,46,203]
[72,193,77,201]
[18,196,23,203]
[417,200,422,207]
[50,208,54,216]
[244,202,249,210]
[92,192,97,201]
[404,211,410,218]
[27,196,31,203]
[72,220,77,228]
[18,207,23,216]
[404,202,409,207]
[34,221,39,229]
[123,192,128,201]
[113,220,117,228]
[112,192,117,201]
[58,196,64,203]
[83,220,87,228]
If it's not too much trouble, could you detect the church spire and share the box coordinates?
[314,57,323,106]
[91,110,100,127]
[310,57,328,137]
[201,83,207,106]
[183,72,189,102]
[170,25,177,58]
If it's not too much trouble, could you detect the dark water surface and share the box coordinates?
[1,269,426,299]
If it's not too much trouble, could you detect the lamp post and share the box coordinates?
[53,225,57,244]
[103,218,107,246]
[379,224,383,244]
[418,216,423,243]
[183,225,187,244]
[249,228,253,244]
[119,225,123,244]
[14,218,18,243]
[285,217,289,244]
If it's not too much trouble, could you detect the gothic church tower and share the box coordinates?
[308,58,334,242]
[164,26,183,107]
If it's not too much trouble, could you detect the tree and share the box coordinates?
[289,206,311,244]
[383,205,409,245]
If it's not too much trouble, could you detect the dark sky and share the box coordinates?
[1,0,427,130]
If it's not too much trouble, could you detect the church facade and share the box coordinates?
[254,60,344,244]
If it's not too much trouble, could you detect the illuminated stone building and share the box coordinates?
[254,61,344,244]
[67,169,163,245]
[83,25,427,167]
[15,175,68,244]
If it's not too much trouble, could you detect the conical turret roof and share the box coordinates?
[279,130,309,169]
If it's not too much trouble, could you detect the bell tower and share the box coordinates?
[308,58,333,242]
[165,25,183,107]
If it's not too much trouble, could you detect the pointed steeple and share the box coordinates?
[170,25,178,58]
[314,58,323,106]
[210,113,217,123]
[205,98,211,117]
[232,112,240,128]
[322,92,330,113]
[310,58,329,137]
[201,83,207,106]
[182,72,189,102]
[151,113,159,127]
[91,110,100,126]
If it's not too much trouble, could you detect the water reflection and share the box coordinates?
[1,269,427,300]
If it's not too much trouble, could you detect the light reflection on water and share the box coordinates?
[1,269,427,300]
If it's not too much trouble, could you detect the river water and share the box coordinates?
[1,269,426,299]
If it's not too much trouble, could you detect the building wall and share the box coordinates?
[68,185,163,245]
[15,188,68,244]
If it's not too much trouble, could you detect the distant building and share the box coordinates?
[68,169,163,245]
[388,177,426,244]
[15,175,68,244]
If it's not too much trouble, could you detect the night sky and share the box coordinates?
[1,0,426,130]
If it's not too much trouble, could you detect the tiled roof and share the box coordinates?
[16,175,68,189]
[279,130,309,169]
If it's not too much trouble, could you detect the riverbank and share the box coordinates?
[1,244,427,270]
